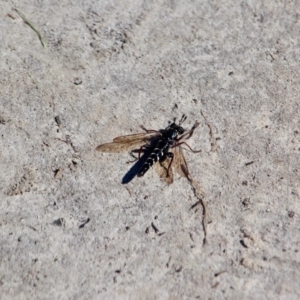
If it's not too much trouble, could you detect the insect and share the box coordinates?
[95,115,201,184]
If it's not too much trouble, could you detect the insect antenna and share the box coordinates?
[178,114,187,125]
[168,114,187,127]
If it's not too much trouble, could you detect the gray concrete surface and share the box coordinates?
[1,0,300,299]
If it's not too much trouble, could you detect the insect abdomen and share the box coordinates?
[137,141,168,177]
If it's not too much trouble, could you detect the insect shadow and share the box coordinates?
[121,149,152,184]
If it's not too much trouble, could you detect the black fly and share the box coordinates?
[96,115,201,184]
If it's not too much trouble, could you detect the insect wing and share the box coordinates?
[96,140,144,153]
[113,132,160,143]
[173,146,190,179]
[96,132,161,153]
[154,157,174,184]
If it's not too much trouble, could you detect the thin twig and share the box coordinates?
[188,174,208,245]
[15,9,47,48]
[200,110,216,152]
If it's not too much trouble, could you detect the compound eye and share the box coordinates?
[179,127,184,134]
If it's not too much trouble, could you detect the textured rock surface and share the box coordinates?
[1,0,300,299]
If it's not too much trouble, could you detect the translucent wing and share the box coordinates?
[154,157,174,184]
[154,146,190,184]
[96,132,161,153]
[96,140,146,153]
[173,146,191,180]
[113,132,160,143]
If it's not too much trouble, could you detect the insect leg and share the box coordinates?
[127,150,139,163]
[165,152,174,177]
[140,125,160,134]
[172,142,201,153]
[138,145,144,159]
[127,145,149,163]
[177,121,200,141]
[186,121,199,138]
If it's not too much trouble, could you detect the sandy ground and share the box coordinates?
[1,0,300,299]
